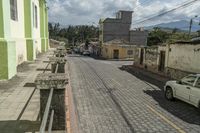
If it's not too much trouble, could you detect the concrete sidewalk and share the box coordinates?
[0,49,53,133]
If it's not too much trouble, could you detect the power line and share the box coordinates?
[133,0,200,25]
[132,0,200,26]
[133,0,152,11]
[133,0,199,24]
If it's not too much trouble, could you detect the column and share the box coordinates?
[24,0,34,61]
[40,0,46,52]
[0,0,16,80]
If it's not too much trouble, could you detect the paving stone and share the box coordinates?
[68,55,200,133]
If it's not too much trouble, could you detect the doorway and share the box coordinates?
[113,49,119,59]
[140,49,144,65]
[159,51,166,72]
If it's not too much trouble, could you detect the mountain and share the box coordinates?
[145,20,200,32]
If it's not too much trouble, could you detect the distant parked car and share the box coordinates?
[164,74,200,109]
[83,50,90,56]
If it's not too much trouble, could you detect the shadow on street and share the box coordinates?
[144,89,200,125]
[119,65,168,89]
[0,120,40,133]
[119,65,200,125]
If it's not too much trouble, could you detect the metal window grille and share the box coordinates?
[35,5,38,28]
[10,0,18,21]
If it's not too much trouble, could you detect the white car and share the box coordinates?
[164,74,200,109]
[83,50,90,56]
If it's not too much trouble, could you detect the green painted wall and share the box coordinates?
[40,1,46,52]
[0,41,8,79]
[24,0,32,38]
[45,9,49,50]
[0,0,16,80]
[39,1,44,38]
[0,0,4,38]
[0,41,17,80]
[41,39,46,52]
[46,39,49,49]
[24,0,34,61]
[7,41,16,78]
[39,0,49,52]
[26,40,34,61]
[45,9,48,38]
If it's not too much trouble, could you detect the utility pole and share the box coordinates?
[188,15,198,37]
[188,19,192,37]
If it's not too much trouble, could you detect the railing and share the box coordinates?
[39,63,59,133]
[39,88,54,133]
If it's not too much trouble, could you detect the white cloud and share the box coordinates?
[47,0,200,27]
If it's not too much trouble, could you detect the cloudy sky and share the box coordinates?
[47,0,200,28]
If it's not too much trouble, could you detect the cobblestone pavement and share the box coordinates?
[67,55,200,133]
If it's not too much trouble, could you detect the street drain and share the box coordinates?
[23,82,36,87]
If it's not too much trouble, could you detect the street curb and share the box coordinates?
[65,60,79,133]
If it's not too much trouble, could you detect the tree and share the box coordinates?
[147,27,170,46]
[48,23,99,46]
[172,28,179,34]
[197,30,200,37]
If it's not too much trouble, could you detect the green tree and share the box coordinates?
[147,27,170,46]
[48,23,99,46]
[197,30,200,37]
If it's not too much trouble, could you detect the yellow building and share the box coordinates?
[101,39,136,59]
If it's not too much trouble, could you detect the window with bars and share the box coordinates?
[10,0,18,21]
[32,3,38,28]
[35,5,38,28]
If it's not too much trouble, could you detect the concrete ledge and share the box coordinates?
[35,73,68,90]
[48,57,67,63]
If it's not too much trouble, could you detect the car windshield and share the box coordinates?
[181,75,197,86]
[195,77,200,88]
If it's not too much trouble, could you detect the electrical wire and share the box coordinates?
[133,0,152,11]
[132,0,200,25]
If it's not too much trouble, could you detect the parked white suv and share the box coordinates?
[164,74,200,109]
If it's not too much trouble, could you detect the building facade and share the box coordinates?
[101,39,136,59]
[129,30,148,46]
[99,10,148,59]
[0,0,49,80]
[134,42,200,79]
[99,11,133,44]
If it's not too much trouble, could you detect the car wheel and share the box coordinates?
[165,87,174,101]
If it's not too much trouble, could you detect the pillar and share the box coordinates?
[40,0,47,52]
[0,0,16,80]
[24,0,35,61]
[35,73,68,130]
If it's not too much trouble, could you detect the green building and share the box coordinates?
[0,0,49,80]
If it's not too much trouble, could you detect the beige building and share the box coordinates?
[134,41,200,79]
[99,10,148,60]
[101,39,136,59]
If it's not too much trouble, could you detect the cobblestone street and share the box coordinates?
[68,55,200,133]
